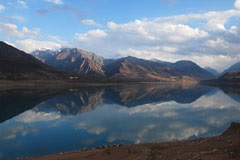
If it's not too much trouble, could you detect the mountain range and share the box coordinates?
[221,61,240,76]
[1,41,239,83]
[201,61,240,85]
[32,48,105,77]
[32,47,215,82]
[218,71,240,83]
[204,67,220,76]
[0,42,73,80]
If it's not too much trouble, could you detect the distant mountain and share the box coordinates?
[202,71,240,86]
[0,42,70,80]
[202,61,240,86]
[150,58,172,65]
[96,56,215,81]
[219,71,240,82]
[204,67,220,76]
[32,48,105,77]
[169,61,216,81]
[32,49,215,82]
[221,61,240,75]
[103,56,188,82]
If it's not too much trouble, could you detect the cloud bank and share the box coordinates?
[72,9,240,71]
[1,1,240,71]
[0,4,5,12]
[235,0,240,9]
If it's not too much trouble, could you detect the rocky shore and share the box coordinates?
[19,122,240,160]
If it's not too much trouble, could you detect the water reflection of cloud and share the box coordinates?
[161,125,208,141]
[1,87,240,157]
[70,89,240,144]
[77,122,106,135]
[190,90,240,110]
[119,102,180,118]
[0,125,38,140]
[71,105,206,143]
[15,110,61,123]
[136,124,155,144]
[120,90,239,115]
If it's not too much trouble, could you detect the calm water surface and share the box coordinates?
[0,83,240,159]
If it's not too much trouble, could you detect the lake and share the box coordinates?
[0,83,240,160]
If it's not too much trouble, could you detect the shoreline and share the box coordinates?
[0,80,199,89]
[19,122,240,160]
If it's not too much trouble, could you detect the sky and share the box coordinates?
[0,0,240,72]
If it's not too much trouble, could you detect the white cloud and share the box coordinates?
[75,29,108,41]
[205,38,228,49]
[48,35,69,46]
[17,0,28,8]
[45,0,63,5]
[22,27,40,36]
[230,25,240,35]
[16,39,62,53]
[0,23,40,38]
[72,9,240,71]
[108,20,208,43]
[235,0,240,9]
[0,23,24,37]
[0,4,5,12]
[81,19,100,26]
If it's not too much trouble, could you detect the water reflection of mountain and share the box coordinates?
[0,88,67,123]
[36,88,104,115]
[36,84,213,115]
[0,84,215,121]
[105,84,213,107]
[218,86,240,103]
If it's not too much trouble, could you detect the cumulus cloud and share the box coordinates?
[0,4,5,12]
[75,29,108,41]
[235,0,240,9]
[0,23,23,37]
[17,0,28,8]
[108,20,208,43]
[45,0,63,5]
[16,39,62,53]
[0,22,64,53]
[73,9,240,71]
[0,23,40,38]
[48,35,69,46]
[81,19,101,26]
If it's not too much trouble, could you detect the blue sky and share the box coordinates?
[0,0,240,71]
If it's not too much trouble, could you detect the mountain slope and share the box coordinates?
[103,56,191,82]
[33,48,105,77]
[170,60,215,81]
[32,49,215,82]
[202,71,240,86]
[204,67,220,76]
[221,61,240,75]
[0,41,69,80]
[219,71,240,82]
